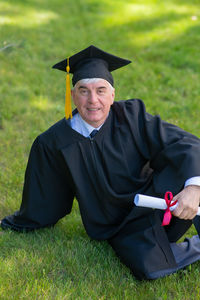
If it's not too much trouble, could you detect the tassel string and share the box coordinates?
[65,57,72,119]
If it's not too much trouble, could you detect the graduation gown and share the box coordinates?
[2,99,200,279]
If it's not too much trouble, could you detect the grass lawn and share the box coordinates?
[0,0,200,299]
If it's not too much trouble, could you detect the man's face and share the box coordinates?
[71,79,115,128]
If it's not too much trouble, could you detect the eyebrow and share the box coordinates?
[97,86,107,89]
[78,86,107,90]
[78,86,88,89]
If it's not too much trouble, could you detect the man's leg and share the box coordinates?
[109,212,200,280]
[164,216,192,242]
[108,211,177,280]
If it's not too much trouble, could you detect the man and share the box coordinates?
[1,45,200,280]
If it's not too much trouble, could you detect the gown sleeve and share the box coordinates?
[150,118,200,194]
[122,99,200,195]
[134,100,200,194]
[1,136,74,231]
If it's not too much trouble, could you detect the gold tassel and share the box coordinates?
[65,57,72,119]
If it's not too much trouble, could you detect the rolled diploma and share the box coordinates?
[134,194,200,216]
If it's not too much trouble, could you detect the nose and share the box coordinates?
[88,91,98,103]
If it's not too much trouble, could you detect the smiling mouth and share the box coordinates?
[87,108,100,111]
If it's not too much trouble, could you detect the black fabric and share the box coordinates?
[149,235,200,279]
[193,216,200,238]
[72,58,114,86]
[108,210,177,280]
[1,128,74,231]
[1,99,200,279]
[164,216,192,243]
[52,45,131,86]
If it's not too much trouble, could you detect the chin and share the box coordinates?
[86,115,102,123]
[87,118,103,127]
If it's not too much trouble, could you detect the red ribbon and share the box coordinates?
[162,191,177,226]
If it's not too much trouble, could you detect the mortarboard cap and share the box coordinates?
[52,45,131,119]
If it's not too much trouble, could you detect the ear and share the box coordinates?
[111,88,115,103]
[71,89,75,101]
[71,89,77,106]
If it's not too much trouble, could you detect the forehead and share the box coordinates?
[76,78,111,89]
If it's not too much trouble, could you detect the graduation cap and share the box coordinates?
[52,45,131,119]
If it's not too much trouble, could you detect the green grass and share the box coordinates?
[0,0,200,299]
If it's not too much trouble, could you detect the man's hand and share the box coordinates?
[172,185,200,220]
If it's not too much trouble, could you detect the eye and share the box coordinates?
[80,88,88,95]
[98,88,106,95]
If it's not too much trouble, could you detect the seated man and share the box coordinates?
[1,45,200,280]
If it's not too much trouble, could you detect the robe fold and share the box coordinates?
[1,99,200,279]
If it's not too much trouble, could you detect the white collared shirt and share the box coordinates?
[70,112,104,137]
[70,112,200,187]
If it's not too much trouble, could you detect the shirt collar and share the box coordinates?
[77,113,104,136]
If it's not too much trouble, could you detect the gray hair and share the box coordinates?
[73,78,114,92]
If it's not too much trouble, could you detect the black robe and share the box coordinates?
[1,99,200,279]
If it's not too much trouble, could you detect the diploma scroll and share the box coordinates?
[134,194,200,216]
